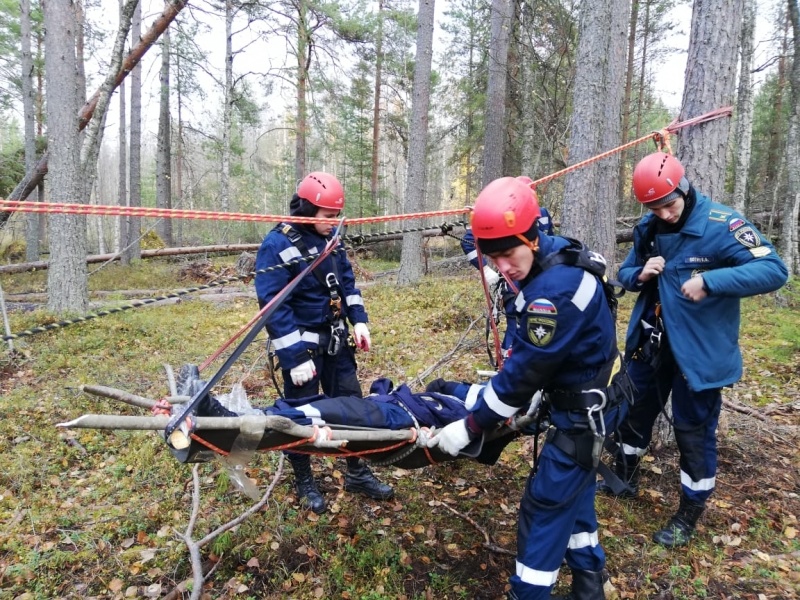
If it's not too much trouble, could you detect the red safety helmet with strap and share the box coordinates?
[632,152,689,206]
[471,177,541,253]
[297,172,345,209]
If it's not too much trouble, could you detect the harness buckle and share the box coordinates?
[585,389,607,468]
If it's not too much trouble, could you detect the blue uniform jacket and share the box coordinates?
[254,224,368,371]
[470,235,618,430]
[618,190,788,392]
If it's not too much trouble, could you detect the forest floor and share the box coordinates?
[0,255,798,600]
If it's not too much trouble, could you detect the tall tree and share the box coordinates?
[678,0,743,199]
[481,0,511,186]
[122,0,142,264]
[781,0,799,274]
[438,0,490,203]
[370,0,385,209]
[21,0,41,261]
[156,27,173,245]
[397,0,434,285]
[44,0,87,313]
[560,0,629,265]
[731,0,757,214]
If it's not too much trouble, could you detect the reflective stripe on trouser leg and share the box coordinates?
[671,375,721,504]
[509,443,604,599]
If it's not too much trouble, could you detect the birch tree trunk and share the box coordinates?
[482,0,512,186]
[21,0,40,261]
[157,28,173,245]
[781,0,799,275]
[560,0,629,267]
[731,0,756,215]
[44,0,87,313]
[398,0,435,285]
[677,0,743,200]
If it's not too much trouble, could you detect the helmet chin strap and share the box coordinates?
[516,234,539,253]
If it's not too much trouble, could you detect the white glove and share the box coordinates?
[482,265,500,287]
[290,359,316,386]
[426,419,472,456]
[353,322,371,351]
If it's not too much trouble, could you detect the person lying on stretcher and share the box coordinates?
[195,376,543,465]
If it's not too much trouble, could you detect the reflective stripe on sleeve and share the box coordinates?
[483,383,520,418]
[272,330,302,350]
[346,294,364,306]
[301,331,320,345]
[465,384,483,410]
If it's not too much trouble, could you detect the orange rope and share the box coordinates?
[532,106,732,188]
[0,198,470,226]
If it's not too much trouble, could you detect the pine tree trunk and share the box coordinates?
[398,0,435,285]
[781,0,800,275]
[678,0,744,200]
[482,0,512,186]
[21,0,40,262]
[561,0,628,267]
[124,1,143,263]
[731,0,756,215]
[157,28,173,246]
[44,0,88,314]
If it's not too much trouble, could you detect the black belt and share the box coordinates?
[547,368,634,412]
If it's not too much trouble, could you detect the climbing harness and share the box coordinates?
[164,217,347,445]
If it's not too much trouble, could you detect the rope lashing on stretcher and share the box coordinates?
[140,393,436,464]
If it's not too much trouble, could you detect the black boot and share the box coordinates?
[288,454,326,514]
[652,494,705,547]
[597,455,640,498]
[550,569,606,600]
[344,458,395,500]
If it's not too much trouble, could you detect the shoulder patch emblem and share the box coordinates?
[527,298,558,315]
[708,209,731,222]
[734,226,761,249]
[749,246,772,258]
[527,316,556,347]
[729,217,745,231]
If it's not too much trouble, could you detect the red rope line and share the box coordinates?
[0,199,470,226]
[532,106,732,188]
[1,108,732,226]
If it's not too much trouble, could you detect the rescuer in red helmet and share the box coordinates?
[598,151,788,548]
[254,171,393,514]
[429,176,634,600]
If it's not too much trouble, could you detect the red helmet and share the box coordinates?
[471,177,541,240]
[297,172,345,209]
[632,152,688,205]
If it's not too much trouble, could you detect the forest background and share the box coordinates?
[0,0,799,598]
[0,0,798,295]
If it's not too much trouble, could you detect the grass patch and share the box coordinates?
[1,261,798,599]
